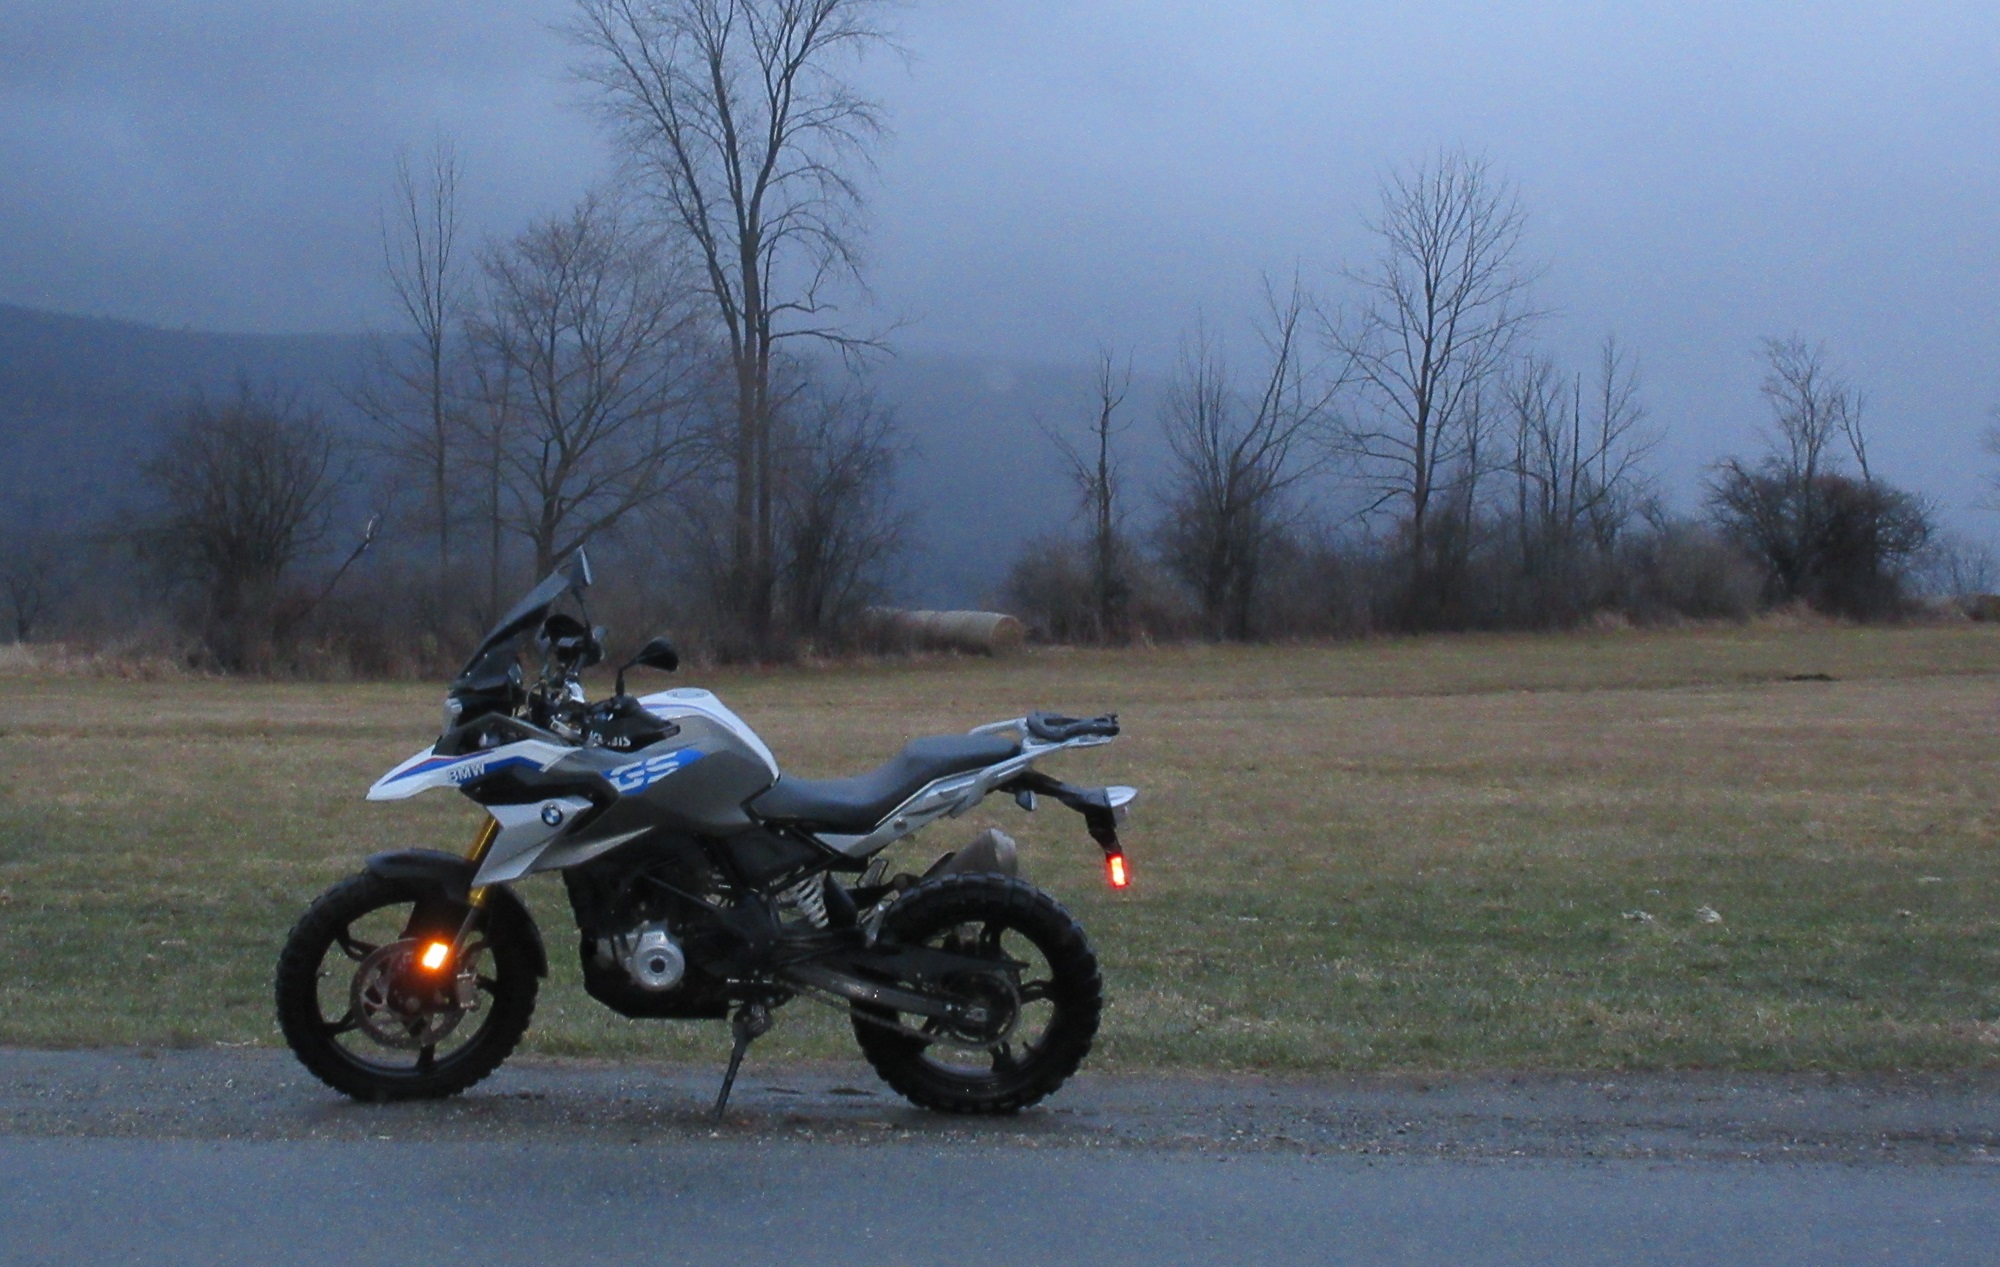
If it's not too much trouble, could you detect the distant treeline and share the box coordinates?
[2,4,1991,673]
[1006,151,1977,646]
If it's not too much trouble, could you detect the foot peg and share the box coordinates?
[713,1003,772,1120]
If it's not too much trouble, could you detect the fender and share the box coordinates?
[362,849,550,977]
[996,771,1138,854]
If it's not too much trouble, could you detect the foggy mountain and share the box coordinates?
[0,303,1164,608]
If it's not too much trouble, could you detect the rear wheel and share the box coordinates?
[275,871,537,1101]
[853,874,1101,1114]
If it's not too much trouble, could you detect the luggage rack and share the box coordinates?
[971,711,1120,748]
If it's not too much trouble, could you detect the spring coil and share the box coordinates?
[778,873,829,929]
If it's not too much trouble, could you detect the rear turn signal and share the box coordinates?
[1106,853,1129,889]
[419,940,452,972]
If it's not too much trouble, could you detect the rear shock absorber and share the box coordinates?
[777,873,830,929]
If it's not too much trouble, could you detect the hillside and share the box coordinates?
[0,304,1167,606]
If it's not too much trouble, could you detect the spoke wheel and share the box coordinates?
[275,871,537,1101]
[853,874,1101,1115]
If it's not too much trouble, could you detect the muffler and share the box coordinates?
[927,827,1018,880]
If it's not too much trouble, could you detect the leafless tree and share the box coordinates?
[1708,336,1864,604]
[1917,533,1995,603]
[1332,149,1542,624]
[461,348,518,625]
[568,0,892,650]
[359,140,466,579]
[1041,348,1134,641]
[465,195,708,575]
[1759,335,1868,486]
[773,375,905,643]
[1158,283,1334,640]
[0,524,70,642]
[1979,407,2000,512]
[1505,336,1656,579]
[136,383,342,669]
[1709,337,1929,616]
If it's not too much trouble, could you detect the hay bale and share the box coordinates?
[874,609,1026,656]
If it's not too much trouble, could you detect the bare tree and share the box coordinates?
[462,348,518,625]
[1041,348,1134,641]
[0,525,70,642]
[1332,149,1541,624]
[1760,335,1867,484]
[1979,407,2000,512]
[773,374,905,643]
[137,383,342,669]
[1505,336,1655,583]
[568,0,892,650]
[466,195,707,575]
[1159,284,1333,640]
[1709,337,1929,616]
[1708,336,1863,604]
[360,140,466,578]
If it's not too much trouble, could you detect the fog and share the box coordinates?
[3,0,1997,525]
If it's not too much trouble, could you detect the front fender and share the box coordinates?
[362,849,549,977]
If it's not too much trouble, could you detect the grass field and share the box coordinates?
[2,622,1998,1072]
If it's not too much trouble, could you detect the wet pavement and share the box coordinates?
[6,1049,1999,1265]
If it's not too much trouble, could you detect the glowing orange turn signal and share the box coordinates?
[1106,854,1129,889]
[419,940,452,972]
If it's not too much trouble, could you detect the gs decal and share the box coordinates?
[607,747,705,794]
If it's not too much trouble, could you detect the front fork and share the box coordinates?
[463,817,499,902]
[412,818,499,985]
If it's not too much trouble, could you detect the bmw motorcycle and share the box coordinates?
[275,552,1135,1115]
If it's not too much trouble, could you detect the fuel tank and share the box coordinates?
[553,692,778,841]
[448,688,787,885]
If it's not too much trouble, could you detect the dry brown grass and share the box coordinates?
[2,622,1997,1070]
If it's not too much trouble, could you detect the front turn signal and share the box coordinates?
[419,940,452,972]
[1106,853,1129,889]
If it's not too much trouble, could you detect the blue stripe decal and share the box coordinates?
[386,754,466,782]
[387,753,542,785]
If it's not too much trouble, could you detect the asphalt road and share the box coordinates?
[4,1049,1997,1265]
[6,1135,2000,1267]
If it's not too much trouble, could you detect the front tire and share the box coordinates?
[275,871,537,1101]
[853,874,1102,1114]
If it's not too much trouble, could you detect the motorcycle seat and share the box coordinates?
[749,734,1021,833]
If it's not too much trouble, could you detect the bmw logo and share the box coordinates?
[540,803,565,827]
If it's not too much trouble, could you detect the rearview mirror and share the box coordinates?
[631,636,679,673]
[615,636,679,696]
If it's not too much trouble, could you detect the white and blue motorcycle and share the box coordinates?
[275,553,1136,1115]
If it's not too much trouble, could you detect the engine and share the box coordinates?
[596,920,686,992]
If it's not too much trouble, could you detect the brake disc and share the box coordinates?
[349,939,468,1050]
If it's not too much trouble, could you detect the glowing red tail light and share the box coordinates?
[1106,853,1129,889]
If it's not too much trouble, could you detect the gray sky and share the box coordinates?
[3,1,1997,525]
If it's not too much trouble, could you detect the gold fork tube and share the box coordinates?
[464,817,499,909]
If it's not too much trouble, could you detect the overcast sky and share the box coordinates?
[3,1,1997,524]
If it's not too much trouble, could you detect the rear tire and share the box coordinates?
[275,871,537,1101]
[853,874,1101,1114]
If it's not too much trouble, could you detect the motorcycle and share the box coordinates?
[275,551,1136,1116]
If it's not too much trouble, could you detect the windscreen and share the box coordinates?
[452,551,592,690]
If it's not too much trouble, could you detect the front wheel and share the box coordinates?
[853,873,1102,1114]
[275,871,538,1101]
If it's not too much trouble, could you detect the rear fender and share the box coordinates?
[362,849,549,977]
[997,771,1138,856]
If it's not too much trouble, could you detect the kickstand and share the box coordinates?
[713,1003,772,1121]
